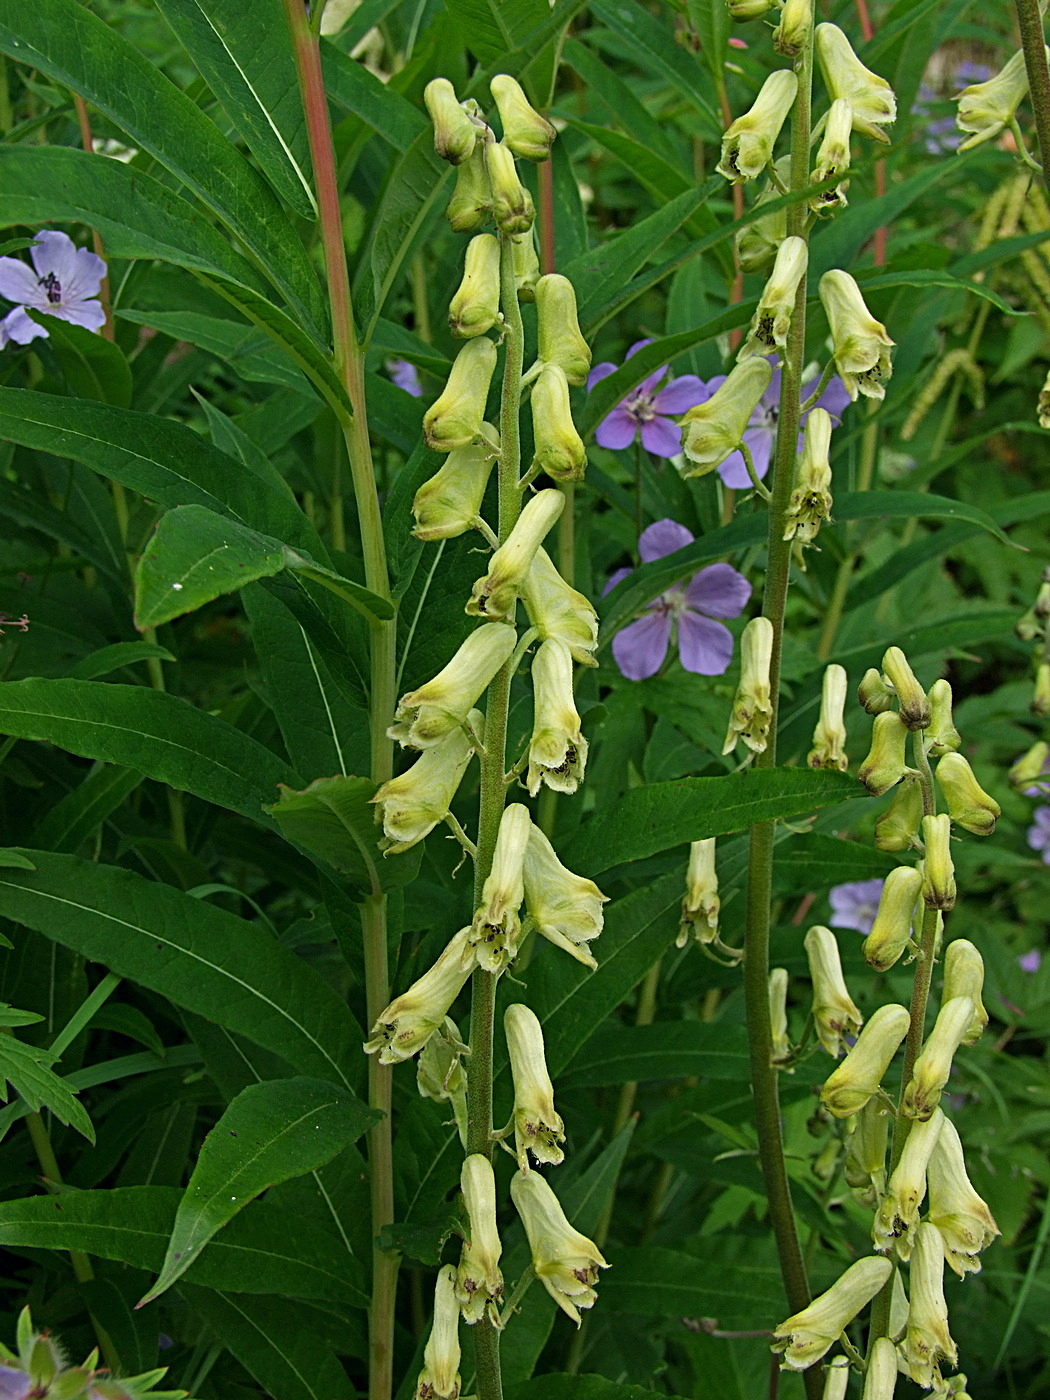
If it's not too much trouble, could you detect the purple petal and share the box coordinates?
[1019,950,1042,974]
[612,612,671,680]
[828,878,885,935]
[638,518,694,562]
[387,358,423,396]
[763,368,783,408]
[59,299,106,333]
[639,414,683,457]
[586,360,619,391]
[59,246,107,305]
[705,374,727,395]
[625,339,654,359]
[0,307,47,345]
[813,375,851,424]
[683,562,751,619]
[0,256,41,305]
[637,365,669,399]
[718,427,773,489]
[595,406,638,450]
[677,611,734,675]
[650,375,710,414]
[29,230,79,282]
[602,565,634,597]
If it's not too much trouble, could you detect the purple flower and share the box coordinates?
[828,878,885,936]
[0,1365,30,1400]
[587,340,708,458]
[386,357,423,397]
[709,366,851,489]
[0,230,105,346]
[605,519,750,680]
[1028,806,1050,864]
[1019,949,1042,974]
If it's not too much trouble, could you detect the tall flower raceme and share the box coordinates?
[369,76,609,1395]
[0,230,106,345]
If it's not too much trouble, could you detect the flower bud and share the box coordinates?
[530,365,587,482]
[521,547,598,665]
[773,0,812,58]
[902,995,974,1121]
[505,1003,566,1169]
[881,647,930,731]
[858,711,909,796]
[820,1003,911,1118]
[512,230,541,301]
[486,140,534,234]
[523,823,607,968]
[935,752,1000,836]
[424,78,478,165]
[920,813,955,911]
[417,1016,468,1144]
[769,966,791,1064]
[955,49,1030,151]
[510,1169,609,1324]
[374,717,480,851]
[926,679,961,755]
[815,23,897,143]
[805,925,863,1057]
[415,1265,462,1399]
[490,74,556,161]
[424,337,498,451]
[786,408,834,547]
[874,775,923,853]
[412,425,499,541]
[527,637,588,795]
[942,939,987,1046]
[862,864,922,971]
[535,274,591,385]
[470,803,530,972]
[679,358,773,475]
[819,270,895,402]
[1009,739,1050,792]
[861,1337,898,1400]
[739,235,808,361]
[858,666,894,715]
[727,0,775,16]
[456,1155,505,1325]
[1034,660,1050,717]
[844,1098,889,1204]
[717,70,799,183]
[678,838,720,947]
[872,1109,943,1257]
[736,162,789,272]
[722,616,774,755]
[772,1255,892,1370]
[365,928,477,1063]
[389,624,516,749]
[467,487,565,620]
[927,1115,1000,1276]
[447,141,492,233]
[898,1223,957,1388]
[810,98,852,214]
[448,234,501,339]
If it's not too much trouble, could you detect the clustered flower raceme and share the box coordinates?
[0,1308,186,1400]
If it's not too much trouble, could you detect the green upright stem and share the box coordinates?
[284,8,397,1399]
[741,26,822,1400]
[1015,0,1050,196]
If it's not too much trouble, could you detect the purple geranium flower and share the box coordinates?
[1019,949,1042,974]
[1028,806,1050,864]
[605,519,750,680]
[0,1364,30,1400]
[710,366,851,489]
[0,230,105,346]
[386,357,423,397]
[587,339,708,458]
[828,878,885,936]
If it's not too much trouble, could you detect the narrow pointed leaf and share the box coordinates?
[267,776,420,893]
[28,311,133,408]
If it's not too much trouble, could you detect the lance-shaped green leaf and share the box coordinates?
[28,311,132,408]
[139,1076,378,1305]
[267,776,420,894]
[70,642,176,683]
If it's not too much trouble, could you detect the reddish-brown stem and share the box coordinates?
[71,95,114,340]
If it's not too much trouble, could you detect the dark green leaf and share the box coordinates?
[0,472,124,581]
[445,0,549,64]
[119,310,311,395]
[559,1022,751,1090]
[599,1242,784,1330]
[70,643,176,682]
[857,268,1017,315]
[284,552,395,622]
[321,40,427,153]
[267,776,420,894]
[507,1378,692,1400]
[587,0,719,130]
[0,852,35,870]
[0,1029,93,1141]
[28,311,133,408]
[29,764,145,855]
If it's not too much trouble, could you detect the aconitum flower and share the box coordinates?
[587,340,708,457]
[828,878,885,935]
[0,230,105,345]
[1028,806,1050,864]
[605,519,750,681]
[712,366,850,488]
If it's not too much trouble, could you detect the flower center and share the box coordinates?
[625,390,655,422]
[38,271,62,305]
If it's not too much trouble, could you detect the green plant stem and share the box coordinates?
[741,27,822,1400]
[1015,0,1050,196]
[284,9,397,1400]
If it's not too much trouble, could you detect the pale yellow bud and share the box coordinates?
[902,995,974,1121]
[738,235,808,361]
[448,235,501,338]
[942,939,987,1046]
[1034,660,1050,717]
[863,864,922,974]
[1009,739,1050,792]
[486,140,534,234]
[510,1170,609,1325]
[736,161,789,272]
[679,838,720,947]
[530,365,587,482]
[773,0,812,58]
[535,274,591,385]
[926,679,961,755]
[769,966,791,1064]
[727,0,775,16]
[467,488,565,620]
[955,50,1031,151]
[424,78,478,165]
[807,662,848,772]
[723,616,774,755]
[490,74,556,161]
[816,23,897,143]
[389,625,516,749]
[821,1356,849,1400]
[872,1109,943,1257]
[819,270,894,402]
[860,1337,898,1400]
[820,1003,910,1118]
[455,1155,504,1325]
[527,637,588,796]
[365,928,476,1064]
[858,666,894,715]
[680,358,773,475]
[412,425,499,541]
[424,337,498,451]
[935,752,1000,836]
[805,925,863,1057]
[810,98,852,213]
[415,1265,461,1400]
[772,1255,892,1370]
[505,1003,565,1169]
[858,711,909,796]
[926,1115,999,1276]
[470,803,530,972]
[881,647,930,731]
[787,408,834,546]
[512,230,541,301]
[447,142,492,233]
[718,70,798,183]
[898,1223,957,1388]
[373,717,480,852]
[522,823,607,968]
[844,1098,889,1205]
[920,813,955,911]
[874,775,923,854]
[521,547,598,666]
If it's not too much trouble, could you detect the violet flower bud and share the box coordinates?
[424,336,498,451]
[505,1003,566,1169]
